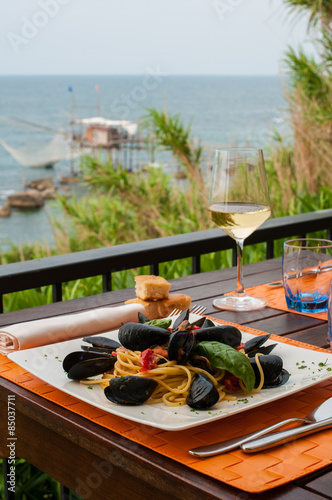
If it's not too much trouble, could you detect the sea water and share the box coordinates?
[0,75,288,247]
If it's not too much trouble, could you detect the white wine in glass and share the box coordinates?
[208,148,271,311]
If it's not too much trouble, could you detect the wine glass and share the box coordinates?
[208,148,271,311]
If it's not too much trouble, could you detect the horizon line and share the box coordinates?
[0,73,281,78]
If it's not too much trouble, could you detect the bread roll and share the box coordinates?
[125,294,192,320]
[135,275,171,300]
[124,298,160,320]
[157,294,192,318]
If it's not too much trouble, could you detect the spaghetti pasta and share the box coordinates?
[80,347,263,406]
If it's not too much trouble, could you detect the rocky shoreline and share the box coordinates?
[0,176,80,217]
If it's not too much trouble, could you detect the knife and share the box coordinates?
[189,397,332,457]
[241,416,332,453]
[188,418,304,457]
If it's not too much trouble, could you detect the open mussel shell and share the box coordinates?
[138,311,150,324]
[118,322,170,351]
[82,336,121,351]
[104,376,158,405]
[168,330,196,365]
[250,354,290,388]
[244,334,271,353]
[186,373,219,410]
[172,308,190,331]
[81,345,117,355]
[201,318,215,328]
[246,344,278,358]
[190,317,206,328]
[189,354,215,375]
[244,334,277,358]
[195,325,242,348]
[63,351,116,380]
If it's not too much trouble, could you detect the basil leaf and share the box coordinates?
[146,319,172,329]
[195,341,255,392]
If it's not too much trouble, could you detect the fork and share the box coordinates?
[168,304,207,317]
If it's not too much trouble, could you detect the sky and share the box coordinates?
[0,0,313,75]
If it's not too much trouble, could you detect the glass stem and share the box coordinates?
[236,239,245,295]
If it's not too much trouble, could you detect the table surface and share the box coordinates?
[1,258,331,500]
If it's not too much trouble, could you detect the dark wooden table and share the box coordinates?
[1,258,331,500]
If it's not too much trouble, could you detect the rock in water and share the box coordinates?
[8,189,44,209]
[27,176,54,191]
[0,203,11,217]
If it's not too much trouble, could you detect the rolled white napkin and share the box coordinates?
[0,303,145,356]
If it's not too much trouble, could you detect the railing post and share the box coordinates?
[192,255,201,274]
[266,241,274,259]
[150,263,159,275]
[60,484,70,499]
[52,283,62,303]
[102,273,112,292]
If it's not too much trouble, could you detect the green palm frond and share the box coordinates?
[285,46,331,101]
[284,0,332,26]
[142,108,203,184]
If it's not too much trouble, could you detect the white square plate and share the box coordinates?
[8,315,332,431]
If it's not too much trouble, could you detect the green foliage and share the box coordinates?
[55,155,208,255]
[286,47,330,106]
[284,0,332,26]
[142,108,203,183]
[0,459,82,499]
[282,0,332,192]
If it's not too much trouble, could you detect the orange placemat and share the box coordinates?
[239,284,328,321]
[1,319,332,493]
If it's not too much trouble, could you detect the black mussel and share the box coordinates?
[250,354,290,388]
[81,345,117,355]
[104,376,158,405]
[195,325,242,348]
[172,308,190,331]
[168,330,196,364]
[83,336,121,350]
[201,318,215,328]
[244,334,277,358]
[244,334,271,353]
[189,354,215,375]
[172,315,205,333]
[186,373,219,410]
[63,351,116,380]
[246,344,278,358]
[63,351,99,373]
[118,322,170,351]
[138,311,150,324]
[190,317,206,329]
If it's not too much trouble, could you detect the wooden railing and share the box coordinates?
[0,209,331,313]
